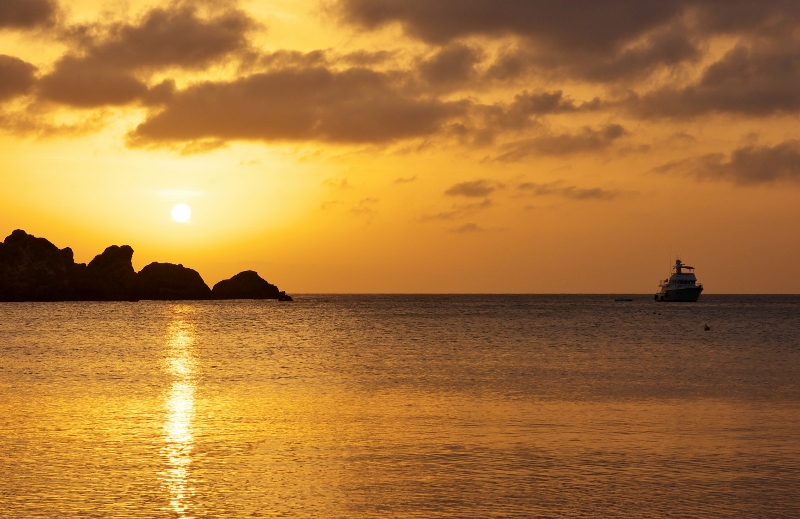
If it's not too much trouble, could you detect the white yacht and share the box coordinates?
[655,259,703,302]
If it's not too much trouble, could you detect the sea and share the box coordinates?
[1,295,799,518]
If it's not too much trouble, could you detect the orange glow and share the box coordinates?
[2,1,800,292]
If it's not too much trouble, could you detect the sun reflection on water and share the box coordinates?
[161,307,197,518]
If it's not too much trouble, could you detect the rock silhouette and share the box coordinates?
[212,270,280,299]
[0,230,291,302]
[0,229,104,301]
[87,245,138,299]
[138,262,211,300]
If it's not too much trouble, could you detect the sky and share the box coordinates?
[1,0,799,293]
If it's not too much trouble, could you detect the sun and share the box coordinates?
[171,204,191,222]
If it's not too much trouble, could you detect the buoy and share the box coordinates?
[704,324,710,331]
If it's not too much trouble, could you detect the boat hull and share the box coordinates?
[654,286,703,302]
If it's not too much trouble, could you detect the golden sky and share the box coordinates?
[2,0,800,293]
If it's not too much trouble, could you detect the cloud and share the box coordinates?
[496,124,627,161]
[0,110,107,138]
[456,90,604,146]
[508,90,599,116]
[0,55,37,101]
[258,49,400,70]
[13,0,800,154]
[484,25,700,83]
[37,4,255,108]
[128,67,468,146]
[179,139,227,155]
[336,1,800,86]
[339,50,397,67]
[693,1,800,35]
[78,5,254,71]
[418,43,481,87]
[336,0,698,83]
[630,41,800,117]
[657,140,800,185]
[260,49,329,69]
[475,91,602,135]
[517,181,620,200]
[421,198,492,221]
[450,222,484,233]
[564,25,700,82]
[39,57,149,107]
[336,0,682,50]
[0,0,56,29]
[394,175,417,183]
[444,179,497,197]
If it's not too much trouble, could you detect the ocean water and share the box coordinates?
[1,295,799,518]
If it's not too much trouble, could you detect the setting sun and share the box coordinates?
[171,204,191,223]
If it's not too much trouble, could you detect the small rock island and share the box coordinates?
[0,229,293,302]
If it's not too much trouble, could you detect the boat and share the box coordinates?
[615,297,633,301]
[654,259,703,302]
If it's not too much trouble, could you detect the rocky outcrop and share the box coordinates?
[138,262,211,300]
[87,245,139,299]
[88,245,135,281]
[0,229,291,302]
[0,230,105,301]
[212,270,281,299]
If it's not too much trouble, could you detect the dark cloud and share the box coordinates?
[38,57,148,107]
[258,49,399,70]
[339,50,396,67]
[517,181,620,200]
[128,67,468,145]
[260,50,329,69]
[445,180,496,197]
[459,91,603,146]
[657,140,800,185]
[80,5,254,71]
[37,5,254,108]
[569,26,700,82]
[484,25,700,83]
[484,91,601,130]
[0,0,56,29]
[497,124,627,161]
[0,55,37,101]
[631,41,800,117]
[337,0,695,82]
[337,0,682,50]
[418,43,481,87]
[693,1,800,35]
[337,1,800,85]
